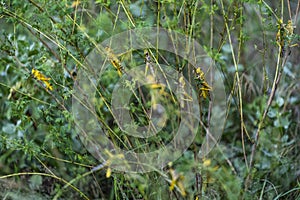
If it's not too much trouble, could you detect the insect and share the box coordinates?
[105,47,124,77]
[168,162,187,197]
[194,67,212,99]
[276,19,297,56]
[31,68,53,91]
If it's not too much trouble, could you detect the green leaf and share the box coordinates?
[267,108,277,118]
[2,123,16,134]
[276,96,284,107]
[29,175,43,190]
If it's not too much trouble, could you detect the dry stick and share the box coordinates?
[0,172,89,200]
[236,3,250,170]
[244,0,286,191]
[287,0,292,21]
[244,45,289,190]
[201,2,215,196]
[184,1,203,198]
[220,0,247,169]
[295,0,300,23]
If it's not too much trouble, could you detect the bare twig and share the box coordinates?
[244,45,290,191]
[295,0,300,24]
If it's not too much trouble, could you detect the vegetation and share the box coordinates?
[0,0,299,199]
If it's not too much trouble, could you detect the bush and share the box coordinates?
[0,0,299,199]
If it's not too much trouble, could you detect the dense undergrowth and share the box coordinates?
[0,0,300,199]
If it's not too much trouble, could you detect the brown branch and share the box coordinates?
[294,0,300,23]
[244,47,290,191]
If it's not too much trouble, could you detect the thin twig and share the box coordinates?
[294,0,300,23]
[220,0,247,170]
[244,44,290,191]
[287,0,292,20]
[244,0,289,191]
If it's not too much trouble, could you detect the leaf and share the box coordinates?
[267,108,277,118]
[29,175,43,190]
[276,96,284,107]
[2,123,16,134]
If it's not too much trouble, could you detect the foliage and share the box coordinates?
[0,0,300,199]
